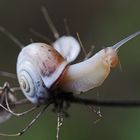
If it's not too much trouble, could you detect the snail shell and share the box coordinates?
[17,43,68,104]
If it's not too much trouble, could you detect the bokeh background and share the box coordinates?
[0,0,140,140]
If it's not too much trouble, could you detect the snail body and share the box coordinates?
[17,31,140,104]
[58,47,118,92]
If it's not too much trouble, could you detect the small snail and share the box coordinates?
[17,31,140,104]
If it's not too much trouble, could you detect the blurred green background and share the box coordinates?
[0,0,140,140]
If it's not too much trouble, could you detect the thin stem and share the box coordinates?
[63,18,70,35]
[0,98,29,106]
[84,45,95,60]
[58,93,140,107]
[0,71,17,79]
[5,94,140,108]
[11,87,21,92]
[70,96,140,107]
[0,26,23,49]
[12,99,30,106]
[29,28,52,44]
[0,84,38,117]
[76,32,87,57]
[41,6,59,39]
[56,101,64,140]
[88,105,102,124]
[56,112,63,140]
[0,104,50,136]
[5,92,39,117]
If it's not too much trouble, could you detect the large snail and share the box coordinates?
[17,31,140,104]
[0,27,140,137]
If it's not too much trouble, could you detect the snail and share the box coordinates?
[0,27,140,138]
[17,30,140,104]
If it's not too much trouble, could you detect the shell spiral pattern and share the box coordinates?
[16,43,67,104]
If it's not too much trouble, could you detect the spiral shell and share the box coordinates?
[17,43,68,104]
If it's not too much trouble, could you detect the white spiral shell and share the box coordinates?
[17,43,68,104]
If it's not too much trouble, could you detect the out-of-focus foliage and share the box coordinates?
[0,0,140,140]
